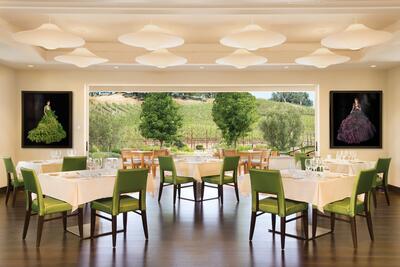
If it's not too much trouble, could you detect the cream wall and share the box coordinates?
[387,67,400,187]
[0,65,16,187]
[9,68,397,185]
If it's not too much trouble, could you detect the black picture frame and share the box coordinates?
[330,90,382,148]
[22,91,73,148]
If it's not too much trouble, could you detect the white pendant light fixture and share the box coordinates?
[54,48,108,68]
[321,23,393,50]
[220,24,286,51]
[295,48,350,68]
[12,23,85,50]
[118,24,184,51]
[216,49,267,69]
[135,49,187,68]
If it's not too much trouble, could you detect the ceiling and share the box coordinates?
[1,0,400,71]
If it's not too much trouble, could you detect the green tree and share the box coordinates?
[271,92,313,106]
[139,93,183,147]
[212,92,257,147]
[259,107,303,151]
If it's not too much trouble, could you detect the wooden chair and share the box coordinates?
[146,149,169,177]
[121,149,141,169]
[271,150,280,157]
[251,150,270,170]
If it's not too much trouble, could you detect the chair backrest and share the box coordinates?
[152,149,169,163]
[223,149,238,157]
[158,156,177,182]
[294,153,309,170]
[3,157,18,184]
[271,151,280,157]
[20,168,45,214]
[375,158,391,186]
[62,156,87,172]
[249,169,286,217]
[112,168,148,215]
[350,168,377,215]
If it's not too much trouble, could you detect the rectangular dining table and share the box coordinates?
[38,169,155,238]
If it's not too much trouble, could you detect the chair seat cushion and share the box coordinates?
[202,175,234,184]
[323,197,364,216]
[164,175,194,184]
[11,178,24,188]
[91,195,141,214]
[32,197,72,215]
[258,197,308,216]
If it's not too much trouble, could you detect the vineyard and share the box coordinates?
[89,92,315,152]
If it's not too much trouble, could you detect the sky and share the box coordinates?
[250,91,316,106]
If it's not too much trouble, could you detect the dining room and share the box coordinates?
[1,1,400,267]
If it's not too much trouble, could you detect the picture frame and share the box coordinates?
[21,91,73,148]
[330,90,382,148]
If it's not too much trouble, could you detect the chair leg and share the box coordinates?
[271,214,276,234]
[5,184,11,205]
[372,188,377,208]
[152,166,156,177]
[178,184,181,199]
[366,211,374,241]
[383,186,390,206]
[173,185,177,205]
[302,210,309,240]
[12,187,17,207]
[22,210,31,239]
[249,211,256,241]
[234,182,240,202]
[158,183,164,202]
[123,212,128,233]
[112,215,117,248]
[62,211,67,232]
[78,207,83,238]
[193,182,197,200]
[349,216,358,249]
[90,208,96,239]
[141,210,149,240]
[312,208,317,239]
[219,185,224,205]
[330,213,335,232]
[201,182,205,201]
[280,217,286,250]
[36,216,44,247]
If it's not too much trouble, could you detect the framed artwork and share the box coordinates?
[22,91,73,148]
[330,90,382,148]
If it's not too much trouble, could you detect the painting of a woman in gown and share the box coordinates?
[337,97,376,144]
[27,100,67,144]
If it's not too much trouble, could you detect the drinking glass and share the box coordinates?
[305,159,311,171]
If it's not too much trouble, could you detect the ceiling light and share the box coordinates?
[135,49,187,68]
[12,23,85,50]
[284,66,289,69]
[199,66,205,69]
[54,48,108,68]
[220,24,286,51]
[27,64,34,68]
[216,49,267,69]
[370,64,377,68]
[114,66,119,69]
[119,24,184,51]
[295,48,350,68]
[321,23,393,50]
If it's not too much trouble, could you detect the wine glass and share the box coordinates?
[305,159,311,172]
[87,158,94,171]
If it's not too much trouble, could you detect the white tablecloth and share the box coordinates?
[16,159,63,180]
[174,160,223,182]
[238,169,356,211]
[38,169,155,211]
[269,156,296,170]
[325,159,375,176]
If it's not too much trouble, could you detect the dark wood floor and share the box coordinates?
[0,186,399,267]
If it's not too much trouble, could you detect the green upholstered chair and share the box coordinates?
[312,168,377,248]
[372,158,391,207]
[294,153,309,170]
[249,169,308,249]
[20,168,82,247]
[62,156,87,172]
[158,156,196,205]
[90,168,149,247]
[3,157,24,206]
[201,156,240,204]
